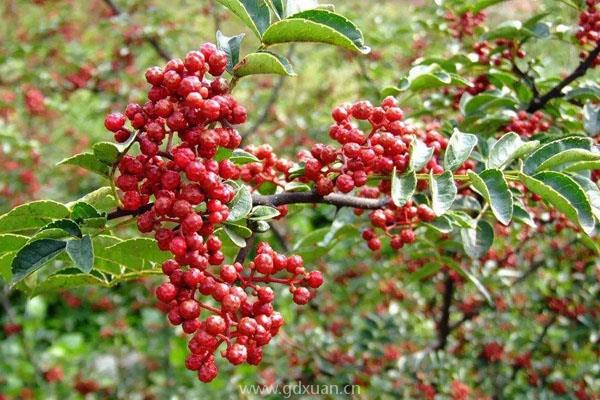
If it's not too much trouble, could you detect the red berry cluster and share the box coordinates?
[155,243,323,382]
[361,200,436,251]
[473,39,526,66]
[104,44,323,382]
[239,144,293,189]
[274,98,446,252]
[480,341,504,363]
[445,74,492,109]
[296,98,447,196]
[23,86,47,116]
[547,297,588,320]
[504,111,550,137]
[577,0,600,65]
[577,0,600,46]
[444,11,486,39]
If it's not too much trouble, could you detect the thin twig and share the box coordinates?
[527,43,600,112]
[511,61,539,98]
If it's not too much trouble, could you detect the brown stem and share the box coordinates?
[235,232,256,264]
[433,273,454,351]
[251,190,388,209]
[107,191,388,221]
[527,43,600,112]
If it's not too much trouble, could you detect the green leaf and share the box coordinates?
[257,181,278,195]
[565,86,600,102]
[469,0,506,13]
[56,152,110,177]
[230,148,260,164]
[583,104,600,136]
[570,175,600,221]
[409,138,434,171]
[248,205,280,220]
[387,64,472,94]
[93,142,120,165]
[234,51,296,77]
[41,219,82,238]
[216,0,271,39]
[11,239,67,284]
[222,225,248,247]
[92,235,124,276]
[65,235,94,273]
[408,262,441,283]
[216,31,245,73]
[228,185,253,221]
[461,91,519,116]
[31,272,107,295]
[482,20,535,40]
[0,234,28,253]
[448,262,493,304]
[71,202,102,219]
[468,169,513,225]
[391,168,416,207]
[563,160,600,173]
[100,238,170,271]
[461,220,494,259]
[447,211,476,229]
[284,182,311,192]
[0,252,15,283]
[0,200,70,233]
[452,195,482,212]
[487,132,539,169]
[430,171,457,216]
[67,187,115,212]
[513,201,536,228]
[535,149,600,172]
[223,222,253,239]
[520,171,595,234]
[523,136,592,175]
[426,215,454,233]
[271,0,285,17]
[444,128,478,171]
[487,70,519,89]
[261,9,370,54]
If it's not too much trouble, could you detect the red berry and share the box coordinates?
[225,343,247,365]
[156,283,177,303]
[179,299,201,320]
[292,287,311,305]
[205,315,226,335]
[254,254,274,275]
[306,271,324,288]
[104,113,126,132]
